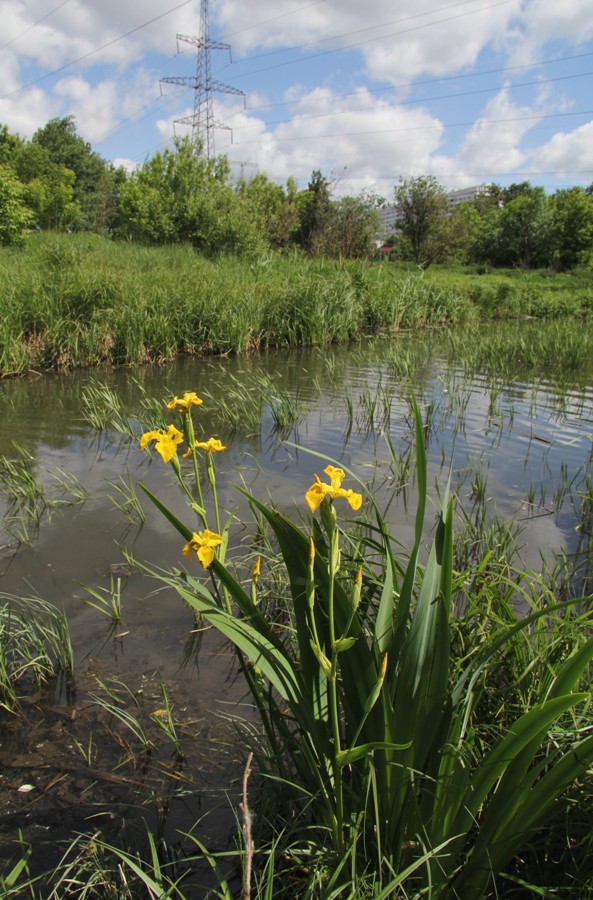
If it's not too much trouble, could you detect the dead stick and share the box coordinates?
[240,752,255,900]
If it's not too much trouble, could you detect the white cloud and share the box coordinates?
[0,87,61,139]
[112,156,141,173]
[214,87,449,193]
[522,0,593,45]
[53,76,119,143]
[458,88,541,173]
[214,0,523,83]
[528,120,593,177]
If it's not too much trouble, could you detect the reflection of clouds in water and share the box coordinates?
[2,334,593,656]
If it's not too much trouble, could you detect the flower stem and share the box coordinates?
[327,516,344,853]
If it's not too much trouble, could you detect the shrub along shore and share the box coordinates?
[1,232,592,377]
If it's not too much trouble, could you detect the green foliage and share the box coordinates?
[0,164,33,246]
[236,173,301,249]
[118,136,264,254]
[2,117,593,270]
[0,124,23,164]
[0,594,74,712]
[311,193,380,259]
[490,186,553,268]
[32,116,111,232]
[2,233,593,375]
[295,169,332,253]
[394,175,450,266]
[23,165,79,231]
[551,187,593,270]
[141,397,593,896]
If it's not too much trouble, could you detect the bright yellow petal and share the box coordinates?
[346,490,363,511]
[140,430,159,450]
[194,438,225,453]
[166,425,184,443]
[199,529,223,548]
[305,478,326,513]
[324,465,345,490]
[197,544,215,568]
[182,391,203,407]
[182,539,195,559]
[154,436,178,464]
[167,391,204,410]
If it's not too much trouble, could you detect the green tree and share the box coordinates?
[311,193,380,259]
[236,173,300,249]
[118,137,262,254]
[550,187,593,270]
[393,176,449,266]
[439,201,484,265]
[489,186,552,268]
[12,141,79,230]
[32,116,109,231]
[24,168,79,231]
[0,124,23,165]
[0,164,33,246]
[295,170,332,253]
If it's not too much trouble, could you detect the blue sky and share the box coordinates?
[1,0,593,198]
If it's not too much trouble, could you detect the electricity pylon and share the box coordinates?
[160,0,245,158]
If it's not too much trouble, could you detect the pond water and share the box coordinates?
[1,321,593,882]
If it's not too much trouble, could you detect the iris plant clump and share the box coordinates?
[139,390,593,898]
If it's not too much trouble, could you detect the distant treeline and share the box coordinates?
[1,117,593,271]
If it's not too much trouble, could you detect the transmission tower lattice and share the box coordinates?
[160,0,245,158]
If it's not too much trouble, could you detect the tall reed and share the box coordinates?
[2,234,589,375]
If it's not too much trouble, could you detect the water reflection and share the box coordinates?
[1,326,593,680]
[2,323,593,875]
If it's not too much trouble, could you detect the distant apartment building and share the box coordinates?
[375,184,491,244]
[446,183,492,207]
[377,204,399,236]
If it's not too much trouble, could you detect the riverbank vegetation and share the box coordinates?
[1,231,592,376]
[2,116,593,377]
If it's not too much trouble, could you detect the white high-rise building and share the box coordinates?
[447,184,491,206]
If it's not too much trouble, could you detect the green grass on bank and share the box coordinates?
[1,233,592,376]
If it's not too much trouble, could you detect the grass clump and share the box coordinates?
[0,594,74,713]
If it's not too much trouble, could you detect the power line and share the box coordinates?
[93,48,593,154]
[0,0,195,100]
[219,0,504,67]
[232,109,593,145]
[215,0,516,84]
[226,51,593,118]
[0,0,73,51]
[231,70,593,132]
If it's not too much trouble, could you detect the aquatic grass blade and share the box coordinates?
[456,731,593,895]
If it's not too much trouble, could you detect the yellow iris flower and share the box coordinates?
[140,425,184,464]
[182,437,226,458]
[182,529,223,569]
[166,391,203,411]
[305,465,363,514]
